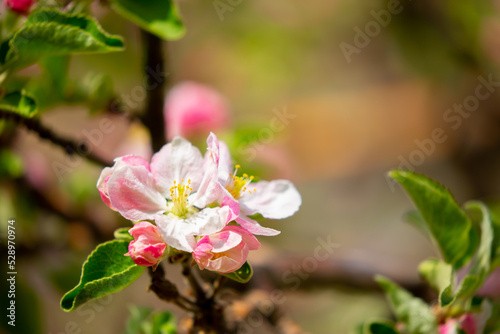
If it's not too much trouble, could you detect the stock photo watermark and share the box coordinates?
[50,64,168,182]
[213,0,244,21]
[49,295,114,334]
[386,74,500,191]
[236,235,339,334]
[238,106,296,162]
[340,0,412,64]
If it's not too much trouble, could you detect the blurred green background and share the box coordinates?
[2,0,500,333]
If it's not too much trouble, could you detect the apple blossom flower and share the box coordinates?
[125,222,167,267]
[97,135,231,252]
[164,81,230,140]
[6,0,34,14]
[209,138,302,236]
[193,225,260,274]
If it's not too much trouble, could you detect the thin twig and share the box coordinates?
[0,109,111,166]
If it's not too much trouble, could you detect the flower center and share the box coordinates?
[225,165,256,200]
[169,179,193,218]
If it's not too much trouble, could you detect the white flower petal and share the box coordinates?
[239,180,301,219]
[191,133,223,208]
[217,140,233,184]
[150,137,204,196]
[154,206,230,252]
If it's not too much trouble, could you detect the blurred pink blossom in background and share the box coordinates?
[164,81,230,140]
[6,0,34,14]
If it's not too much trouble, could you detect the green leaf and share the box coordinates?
[466,201,493,278]
[114,227,133,241]
[487,203,500,267]
[2,9,124,70]
[418,258,453,296]
[389,170,473,268]
[376,275,437,334]
[124,306,177,334]
[366,322,399,334]
[125,305,153,334]
[222,262,253,284]
[60,240,144,312]
[441,275,480,307]
[403,210,431,238]
[0,90,38,117]
[111,0,185,40]
[151,311,177,334]
[485,301,500,334]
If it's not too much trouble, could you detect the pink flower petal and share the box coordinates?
[108,165,167,221]
[236,214,281,236]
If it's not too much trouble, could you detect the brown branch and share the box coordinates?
[0,110,112,166]
[148,265,199,313]
[141,30,168,152]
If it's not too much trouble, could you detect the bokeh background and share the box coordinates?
[2,0,500,333]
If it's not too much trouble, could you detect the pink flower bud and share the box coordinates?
[6,0,34,14]
[193,226,260,274]
[125,222,167,267]
[164,81,230,140]
[439,315,477,334]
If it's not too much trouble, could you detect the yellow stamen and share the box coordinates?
[225,164,256,199]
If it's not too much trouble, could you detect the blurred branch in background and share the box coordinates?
[0,109,112,166]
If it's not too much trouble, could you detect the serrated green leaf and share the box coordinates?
[222,261,253,283]
[0,90,37,117]
[376,275,437,334]
[366,322,399,334]
[111,0,185,40]
[389,170,473,268]
[418,258,453,296]
[114,227,133,241]
[2,9,124,70]
[61,240,144,312]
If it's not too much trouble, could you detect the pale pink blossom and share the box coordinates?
[6,0,34,14]
[205,136,302,236]
[193,225,260,274]
[164,82,230,140]
[97,135,231,252]
[125,222,167,267]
